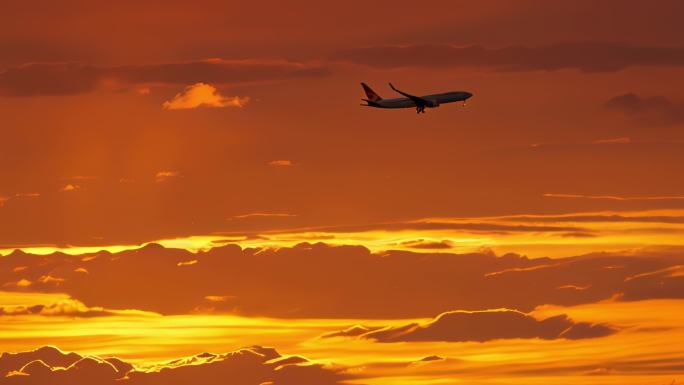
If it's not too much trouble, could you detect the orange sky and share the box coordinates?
[1,1,684,384]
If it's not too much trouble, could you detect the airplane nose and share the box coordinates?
[466,92,473,99]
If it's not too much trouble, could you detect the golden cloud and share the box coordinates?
[162,83,249,110]
[60,184,80,193]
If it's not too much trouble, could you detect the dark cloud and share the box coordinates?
[620,265,684,302]
[332,42,684,72]
[326,309,616,343]
[398,239,453,249]
[0,346,82,377]
[0,60,329,96]
[3,243,684,318]
[605,93,684,125]
[321,325,383,339]
[1,345,349,385]
[0,41,98,67]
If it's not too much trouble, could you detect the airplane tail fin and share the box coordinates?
[361,83,382,101]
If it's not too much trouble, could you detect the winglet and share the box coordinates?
[389,82,410,97]
[389,83,416,99]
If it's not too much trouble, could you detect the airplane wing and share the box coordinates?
[389,83,431,106]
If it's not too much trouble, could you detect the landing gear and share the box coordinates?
[416,105,426,114]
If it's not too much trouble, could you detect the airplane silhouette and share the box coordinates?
[361,83,473,114]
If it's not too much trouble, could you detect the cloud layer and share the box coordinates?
[333,42,684,72]
[0,298,114,317]
[1,345,347,385]
[2,243,684,318]
[0,60,328,96]
[324,309,616,343]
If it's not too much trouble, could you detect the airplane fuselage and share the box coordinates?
[370,91,472,109]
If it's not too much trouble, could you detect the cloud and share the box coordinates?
[496,212,684,224]
[268,160,293,167]
[529,137,635,149]
[60,184,80,193]
[162,83,249,110]
[177,260,198,267]
[624,265,684,282]
[543,193,684,201]
[204,295,234,302]
[306,220,589,235]
[62,176,98,181]
[2,279,32,288]
[332,42,684,72]
[1,345,349,385]
[605,93,684,125]
[14,193,40,198]
[0,196,8,207]
[321,325,383,339]
[326,309,616,343]
[0,298,114,317]
[398,239,453,250]
[0,346,83,377]
[591,137,631,145]
[0,59,329,96]
[556,284,591,291]
[155,171,181,183]
[230,212,297,219]
[37,275,65,285]
[3,243,684,318]
[620,264,684,301]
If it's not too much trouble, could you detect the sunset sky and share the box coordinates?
[2,1,684,384]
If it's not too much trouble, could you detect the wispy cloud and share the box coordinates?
[62,175,98,181]
[543,193,684,201]
[0,193,39,208]
[268,159,293,167]
[14,192,40,198]
[230,212,297,219]
[591,137,631,145]
[155,171,181,183]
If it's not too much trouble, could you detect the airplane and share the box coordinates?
[361,83,473,114]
